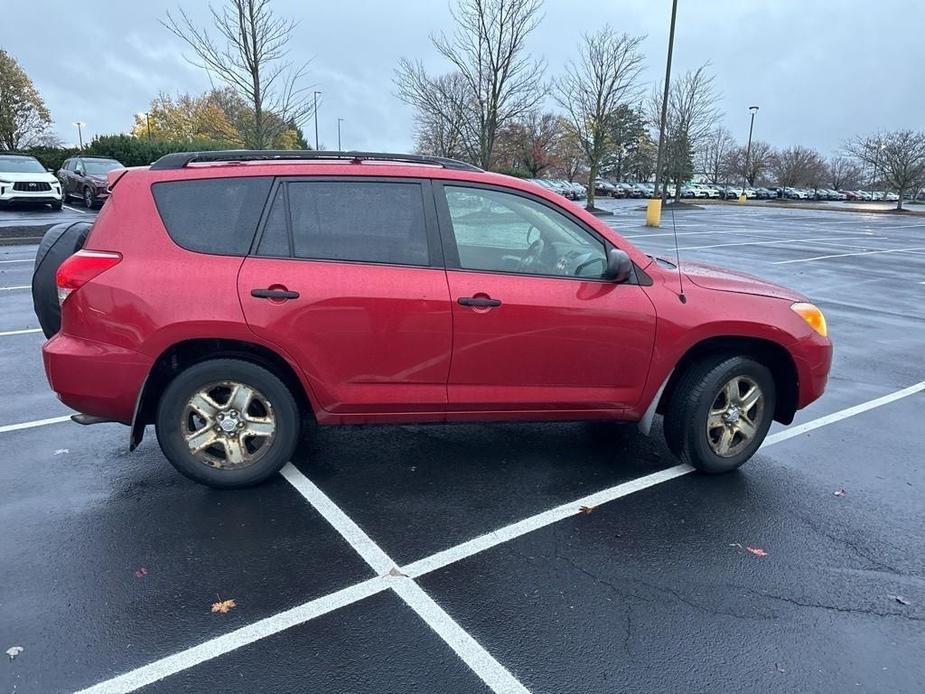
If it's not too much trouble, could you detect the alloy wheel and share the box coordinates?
[705,375,764,458]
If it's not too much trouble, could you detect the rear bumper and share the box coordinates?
[43,334,152,424]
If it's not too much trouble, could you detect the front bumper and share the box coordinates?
[0,187,62,203]
[43,334,152,425]
[793,335,833,409]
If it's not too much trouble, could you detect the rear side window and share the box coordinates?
[283,181,429,266]
[152,177,273,255]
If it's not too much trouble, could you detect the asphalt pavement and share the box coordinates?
[1,202,923,694]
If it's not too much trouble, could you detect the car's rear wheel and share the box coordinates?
[664,356,775,474]
[155,359,300,488]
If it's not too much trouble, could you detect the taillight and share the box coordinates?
[56,250,122,305]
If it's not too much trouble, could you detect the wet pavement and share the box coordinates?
[1,203,923,693]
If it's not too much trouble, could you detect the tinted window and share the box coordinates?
[153,177,273,255]
[84,159,122,175]
[287,181,429,266]
[443,186,606,278]
[256,187,290,257]
[0,155,45,173]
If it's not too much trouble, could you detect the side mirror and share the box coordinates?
[603,248,633,283]
[46,168,54,173]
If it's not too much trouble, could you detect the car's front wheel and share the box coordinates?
[155,359,300,488]
[664,356,776,474]
[82,186,95,208]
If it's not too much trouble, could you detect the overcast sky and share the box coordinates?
[4,0,922,156]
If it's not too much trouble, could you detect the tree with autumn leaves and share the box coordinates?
[0,49,56,150]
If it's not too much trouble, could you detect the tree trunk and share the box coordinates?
[897,186,904,211]
[586,160,598,211]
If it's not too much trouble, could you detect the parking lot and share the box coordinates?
[1,202,924,693]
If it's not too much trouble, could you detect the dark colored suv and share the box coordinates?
[57,156,124,208]
[39,151,832,488]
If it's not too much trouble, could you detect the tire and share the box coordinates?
[31,221,93,337]
[51,200,62,210]
[82,186,95,208]
[155,359,300,488]
[663,356,776,474]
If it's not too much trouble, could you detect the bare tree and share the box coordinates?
[494,111,566,177]
[554,27,645,210]
[697,126,736,184]
[395,65,471,159]
[396,0,545,168]
[649,64,722,198]
[163,0,314,149]
[725,140,773,186]
[826,155,863,191]
[847,130,925,210]
[770,145,827,188]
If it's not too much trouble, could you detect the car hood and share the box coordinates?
[681,260,807,301]
[0,171,58,182]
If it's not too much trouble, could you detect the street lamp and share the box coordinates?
[646,0,679,228]
[313,91,322,150]
[337,118,344,151]
[136,112,152,140]
[740,105,759,203]
[73,122,86,150]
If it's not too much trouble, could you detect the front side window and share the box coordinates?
[285,181,429,266]
[443,186,607,278]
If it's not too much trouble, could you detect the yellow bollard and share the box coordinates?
[738,194,747,204]
[645,198,662,227]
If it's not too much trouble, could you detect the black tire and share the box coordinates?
[51,200,63,210]
[82,186,95,208]
[155,359,300,488]
[31,221,93,338]
[663,356,775,474]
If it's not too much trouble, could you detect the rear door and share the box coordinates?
[238,178,453,416]
[435,182,657,413]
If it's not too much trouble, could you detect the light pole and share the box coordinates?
[646,0,679,227]
[313,91,322,150]
[337,118,343,151]
[136,112,152,139]
[73,122,86,150]
[740,105,759,203]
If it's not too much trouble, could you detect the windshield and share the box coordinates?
[0,155,45,174]
[83,159,122,175]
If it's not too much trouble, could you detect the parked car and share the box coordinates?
[0,153,62,210]
[593,179,615,196]
[38,150,832,488]
[884,192,899,202]
[612,182,634,198]
[58,156,124,208]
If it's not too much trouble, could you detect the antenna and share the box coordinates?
[669,200,687,303]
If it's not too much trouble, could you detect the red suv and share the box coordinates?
[40,151,831,488]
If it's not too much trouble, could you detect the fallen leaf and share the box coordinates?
[387,567,407,578]
[833,488,847,497]
[888,594,911,606]
[54,449,69,456]
[579,505,594,514]
[775,662,786,674]
[211,599,236,614]
[746,546,768,557]
[134,567,148,578]
[6,646,23,660]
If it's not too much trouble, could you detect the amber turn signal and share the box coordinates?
[791,302,827,337]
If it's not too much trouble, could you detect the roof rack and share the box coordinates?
[149,150,482,172]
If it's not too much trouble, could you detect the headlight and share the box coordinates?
[791,302,827,337]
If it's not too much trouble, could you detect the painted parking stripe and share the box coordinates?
[280,464,529,694]
[0,328,42,337]
[0,414,71,434]
[0,258,32,264]
[773,246,925,264]
[679,234,878,251]
[0,285,30,291]
[63,204,88,214]
[75,380,925,693]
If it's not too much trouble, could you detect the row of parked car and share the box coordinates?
[529,179,588,200]
[0,152,124,210]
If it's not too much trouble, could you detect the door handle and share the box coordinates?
[457,296,502,308]
[251,288,299,300]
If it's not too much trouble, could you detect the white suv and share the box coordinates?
[0,153,62,210]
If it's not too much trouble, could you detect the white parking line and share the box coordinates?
[63,204,88,214]
[773,246,925,264]
[0,258,31,264]
[0,414,71,434]
[0,328,41,337]
[0,285,30,291]
[74,380,925,693]
[679,235,878,251]
[280,464,529,694]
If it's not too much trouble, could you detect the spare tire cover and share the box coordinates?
[31,221,92,338]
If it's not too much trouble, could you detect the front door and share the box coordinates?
[239,178,452,416]
[436,183,657,413]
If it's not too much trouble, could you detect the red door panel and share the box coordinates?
[238,258,452,415]
[446,271,657,411]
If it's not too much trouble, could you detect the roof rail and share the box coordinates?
[149,150,482,172]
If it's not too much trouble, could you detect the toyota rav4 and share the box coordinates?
[39,151,832,488]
